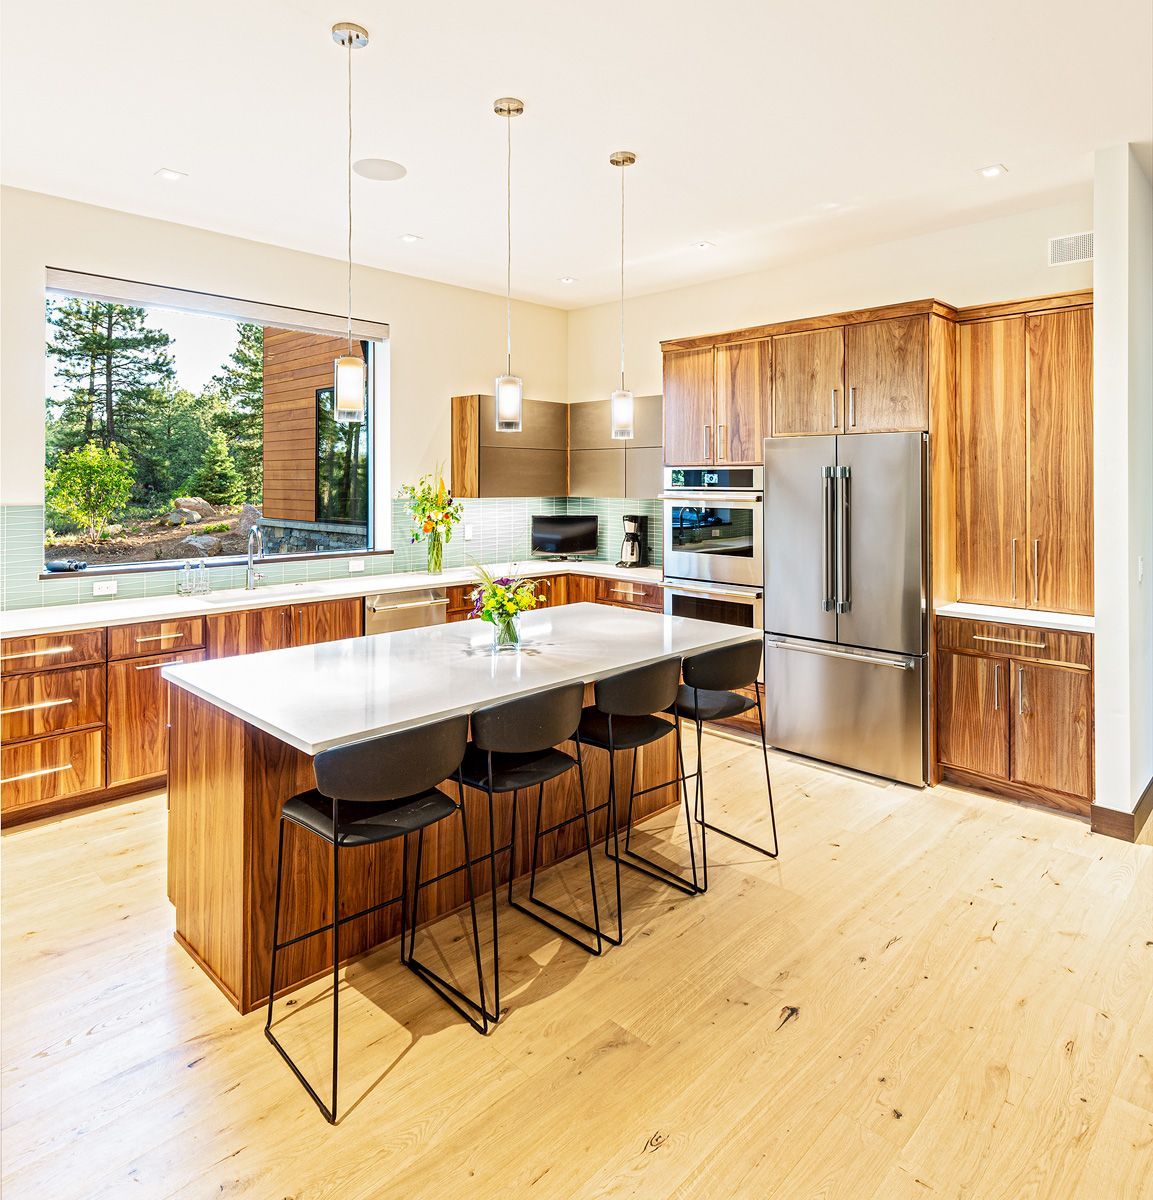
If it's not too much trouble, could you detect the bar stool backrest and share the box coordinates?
[594,658,681,717]
[312,714,469,803]
[471,681,584,753]
[682,640,763,693]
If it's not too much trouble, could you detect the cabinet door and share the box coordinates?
[566,575,599,604]
[205,610,249,659]
[662,348,715,465]
[1026,309,1093,615]
[246,605,294,653]
[844,316,927,433]
[771,328,844,436]
[714,340,769,463]
[1011,660,1092,799]
[293,598,363,647]
[955,318,1027,606]
[936,651,1009,780]
[107,649,205,787]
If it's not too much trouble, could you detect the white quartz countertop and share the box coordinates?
[0,560,665,638]
[935,602,1095,634]
[163,603,758,756]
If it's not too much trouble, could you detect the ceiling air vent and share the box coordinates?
[1048,231,1093,266]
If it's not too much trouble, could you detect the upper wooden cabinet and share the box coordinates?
[771,328,844,436]
[955,305,1093,615]
[844,316,927,433]
[662,342,768,465]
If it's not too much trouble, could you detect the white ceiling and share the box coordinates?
[2,0,1150,309]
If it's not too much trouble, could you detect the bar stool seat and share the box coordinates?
[671,684,755,723]
[577,708,672,751]
[283,787,457,846]
[457,744,575,791]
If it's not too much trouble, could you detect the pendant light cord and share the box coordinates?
[619,161,626,392]
[505,110,512,376]
[346,36,353,357]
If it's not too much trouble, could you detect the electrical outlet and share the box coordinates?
[92,580,118,597]
[348,559,365,573]
[464,525,474,541]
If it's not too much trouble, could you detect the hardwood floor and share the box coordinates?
[2,734,1151,1199]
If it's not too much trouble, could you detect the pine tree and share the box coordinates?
[209,322,264,503]
[184,430,243,507]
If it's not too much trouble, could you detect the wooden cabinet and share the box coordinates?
[936,651,1009,780]
[771,327,844,436]
[713,341,769,464]
[107,649,205,787]
[662,347,716,464]
[1011,660,1092,799]
[206,598,361,656]
[0,628,105,675]
[594,577,663,612]
[107,617,204,661]
[293,598,363,646]
[935,617,1093,812]
[566,575,600,604]
[1,728,104,813]
[955,305,1093,615]
[844,316,927,433]
[1,664,105,744]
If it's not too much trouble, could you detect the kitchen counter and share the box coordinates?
[0,560,665,638]
[164,602,754,756]
[935,602,1095,634]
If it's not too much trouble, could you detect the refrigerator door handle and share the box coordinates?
[822,466,836,612]
[766,639,916,671]
[835,465,851,613]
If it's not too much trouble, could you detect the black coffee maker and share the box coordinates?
[617,514,648,568]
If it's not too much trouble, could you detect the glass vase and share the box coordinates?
[426,529,444,574]
[492,614,521,652]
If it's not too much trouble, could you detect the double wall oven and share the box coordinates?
[661,467,764,666]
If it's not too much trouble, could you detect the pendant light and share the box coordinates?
[494,97,525,432]
[609,151,637,439]
[332,22,368,425]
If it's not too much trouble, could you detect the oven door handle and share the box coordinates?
[658,493,762,504]
[665,582,763,601]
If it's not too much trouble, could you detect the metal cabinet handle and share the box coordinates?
[972,634,1046,650]
[2,646,73,662]
[368,598,449,613]
[849,386,856,428]
[993,663,1000,711]
[2,762,72,785]
[830,388,839,430]
[767,639,915,670]
[1032,539,1040,605]
[135,658,186,671]
[1011,538,1018,601]
[1018,665,1025,715]
[716,424,726,461]
[704,425,712,461]
[1,698,74,716]
[134,632,184,643]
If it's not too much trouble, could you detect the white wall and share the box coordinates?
[567,195,1094,402]
[1093,145,1153,815]
[0,186,569,504]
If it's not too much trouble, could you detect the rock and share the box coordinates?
[173,496,218,519]
[238,503,263,535]
[164,508,201,526]
[104,523,124,536]
[182,534,222,556]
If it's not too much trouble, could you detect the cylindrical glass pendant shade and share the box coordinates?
[495,373,524,432]
[610,389,635,440]
[334,355,366,424]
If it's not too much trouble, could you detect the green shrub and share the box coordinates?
[202,521,230,533]
[47,443,134,543]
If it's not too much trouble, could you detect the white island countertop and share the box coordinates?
[163,603,759,756]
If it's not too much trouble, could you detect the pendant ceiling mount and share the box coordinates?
[331,22,369,49]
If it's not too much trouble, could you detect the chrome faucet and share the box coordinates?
[246,525,265,590]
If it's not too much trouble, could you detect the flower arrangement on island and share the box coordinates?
[469,564,546,651]
[396,470,462,574]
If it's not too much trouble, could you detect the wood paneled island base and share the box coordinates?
[167,685,678,1013]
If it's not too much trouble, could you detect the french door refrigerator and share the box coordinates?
[762,431,927,786]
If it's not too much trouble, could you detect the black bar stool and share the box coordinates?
[264,714,485,1124]
[456,681,601,1023]
[577,657,699,946]
[673,640,779,891]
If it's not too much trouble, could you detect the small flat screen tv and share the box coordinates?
[531,514,598,559]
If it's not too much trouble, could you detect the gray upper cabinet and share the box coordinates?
[478,396,567,450]
[567,396,663,498]
[570,448,626,497]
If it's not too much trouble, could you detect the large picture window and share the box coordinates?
[42,271,387,568]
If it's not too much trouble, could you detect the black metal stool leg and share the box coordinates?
[264,816,287,1033]
[329,809,341,1122]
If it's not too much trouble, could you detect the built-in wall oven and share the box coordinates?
[663,579,765,680]
[660,466,763,588]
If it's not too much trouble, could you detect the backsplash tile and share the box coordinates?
[1,497,665,611]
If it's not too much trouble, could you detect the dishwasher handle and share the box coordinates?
[367,597,450,613]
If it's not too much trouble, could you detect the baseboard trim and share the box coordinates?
[1091,774,1153,843]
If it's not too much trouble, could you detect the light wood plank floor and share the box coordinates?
[2,734,1151,1199]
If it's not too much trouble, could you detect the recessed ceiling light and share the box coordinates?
[398,233,423,244]
[977,163,1008,178]
[559,276,578,285]
[154,167,188,182]
[354,158,407,181]
[693,240,715,250]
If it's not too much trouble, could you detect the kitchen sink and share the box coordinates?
[197,583,332,606]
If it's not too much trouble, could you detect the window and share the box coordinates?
[42,270,388,568]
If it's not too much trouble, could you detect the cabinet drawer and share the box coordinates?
[108,617,205,661]
[0,628,105,676]
[1,728,104,812]
[595,578,663,611]
[1,665,106,743]
[447,584,475,616]
[937,617,1090,669]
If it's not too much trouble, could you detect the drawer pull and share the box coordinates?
[134,632,184,643]
[135,658,186,671]
[2,762,72,785]
[609,587,641,598]
[2,646,73,662]
[1,698,74,716]
[972,634,1046,650]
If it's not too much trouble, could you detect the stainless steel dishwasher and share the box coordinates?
[364,588,449,634]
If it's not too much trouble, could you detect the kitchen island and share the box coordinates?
[163,603,759,1012]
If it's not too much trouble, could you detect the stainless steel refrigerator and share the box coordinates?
[762,432,927,786]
